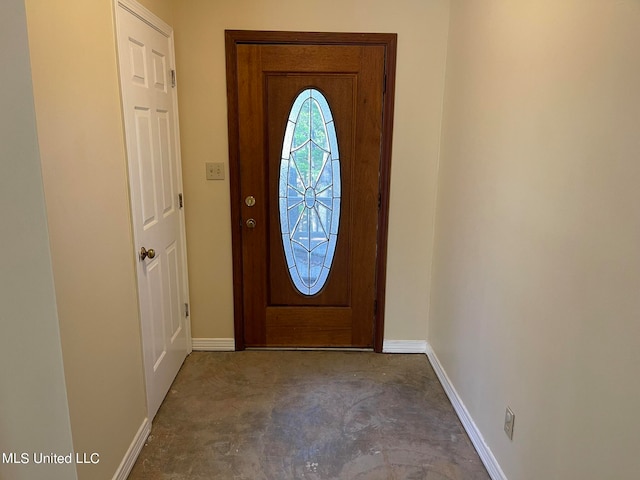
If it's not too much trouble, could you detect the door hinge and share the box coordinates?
[184,303,190,317]
[378,193,382,211]
[383,74,387,94]
[170,69,176,88]
[178,193,183,208]
[374,299,378,315]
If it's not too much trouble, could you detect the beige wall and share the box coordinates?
[137,0,172,24]
[172,0,450,340]
[430,1,640,478]
[0,2,77,479]
[25,0,148,478]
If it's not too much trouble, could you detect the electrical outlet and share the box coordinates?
[206,162,224,180]
[504,407,515,440]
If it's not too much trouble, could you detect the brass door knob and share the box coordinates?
[140,247,156,260]
[246,218,256,229]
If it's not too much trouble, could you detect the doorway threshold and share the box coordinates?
[245,347,374,352]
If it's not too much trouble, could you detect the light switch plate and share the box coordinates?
[504,407,515,440]
[206,162,224,180]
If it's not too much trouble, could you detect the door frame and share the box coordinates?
[225,30,397,353]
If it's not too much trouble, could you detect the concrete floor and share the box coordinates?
[127,351,490,480]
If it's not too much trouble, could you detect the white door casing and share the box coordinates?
[115,0,190,420]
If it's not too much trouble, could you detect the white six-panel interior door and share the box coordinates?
[115,0,190,420]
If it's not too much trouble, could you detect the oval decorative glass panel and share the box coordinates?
[279,88,341,295]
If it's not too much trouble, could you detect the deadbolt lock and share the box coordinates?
[245,195,256,207]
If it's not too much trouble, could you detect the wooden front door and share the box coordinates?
[226,31,396,351]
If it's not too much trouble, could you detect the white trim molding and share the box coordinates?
[116,0,171,36]
[112,417,150,480]
[191,338,235,351]
[382,339,428,353]
[425,343,508,480]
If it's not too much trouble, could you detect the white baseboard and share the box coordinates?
[112,417,150,480]
[382,339,428,353]
[191,338,235,351]
[425,343,507,480]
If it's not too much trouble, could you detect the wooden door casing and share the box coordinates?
[226,31,397,352]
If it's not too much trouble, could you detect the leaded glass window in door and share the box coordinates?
[279,88,341,295]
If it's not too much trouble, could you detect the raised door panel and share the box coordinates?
[145,257,167,370]
[157,110,175,216]
[267,75,355,307]
[133,107,159,229]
